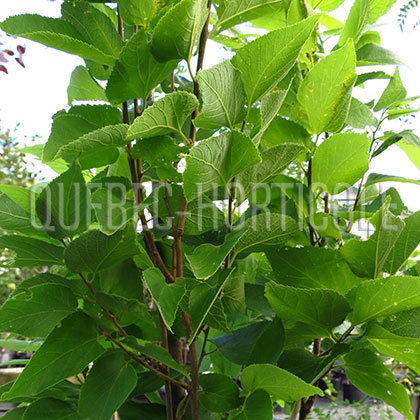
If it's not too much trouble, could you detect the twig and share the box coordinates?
[224,178,235,268]
[101,329,188,390]
[176,395,191,420]
[306,159,317,246]
[290,400,301,420]
[159,314,175,420]
[198,327,210,368]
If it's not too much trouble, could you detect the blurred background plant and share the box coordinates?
[0,123,39,304]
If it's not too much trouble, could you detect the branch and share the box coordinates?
[189,0,213,144]
[101,329,189,390]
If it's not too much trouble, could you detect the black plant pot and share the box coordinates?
[342,382,366,403]
[411,394,420,420]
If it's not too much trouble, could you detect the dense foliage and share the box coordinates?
[1,0,420,419]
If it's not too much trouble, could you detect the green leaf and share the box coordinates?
[221,261,246,314]
[346,276,420,325]
[91,188,137,235]
[346,98,378,129]
[124,337,188,376]
[357,43,403,66]
[43,105,121,164]
[368,323,420,373]
[199,373,241,412]
[61,2,123,60]
[229,389,273,420]
[215,0,284,32]
[184,196,226,235]
[374,68,407,111]
[241,364,322,402]
[253,90,291,145]
[292,41,356,134]
[0,191,42,236]
[259,116,311,149]
[4,312,104,399]
[143,267,185,332]
[97,257,144,300]
[364,172,420,187]
[78,350,137,420]
[67,66,107,105]
[265,282,351,334]
[0,14,117,66]
[267,247,363,295]
[151,0,209,62]
[355,187,406,218]
[0,339,41,352]
[19,144,69,175]
[183,131,261,202]
[64,224,140,273]
[338,0,369,46]
[369,0,398,24]
[382,307,420,339]
[278,346,348,385]
[118,401,166,420]
[233,213,297,257]
[344,349,414,420]
[12,272,86,300]
[106,30,178,105]
[23,398,77,420]
[0,185,36,214]
[56,124,128,158]
[356,30,381,50]
[194,60,247,130]
[387,108,420,120]
[36,162,89,240]
[205,296,230,333]
[95,292,153,328]
[245,284,275,317]
[211,319,284,365]
[312,132,370,194]
[118,0,157,26]
[341,205,405,278]
[0,235,64,267]
[154,184,225,235]
[237,144,304,202]
[186,229,246,279]
[307,0,345,12]
[310,212,342,240]
[188,270,233,344]
[383,211,420,274]
[0,407,27,420]
[284,323,330,348]
[131,371,164,395]
[231,15,320,106]
[355,71,391,86]
[0,283,77,337]
[133,136,185,166]
[126,92,198,143]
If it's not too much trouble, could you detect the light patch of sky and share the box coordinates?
[0,0,420,209]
